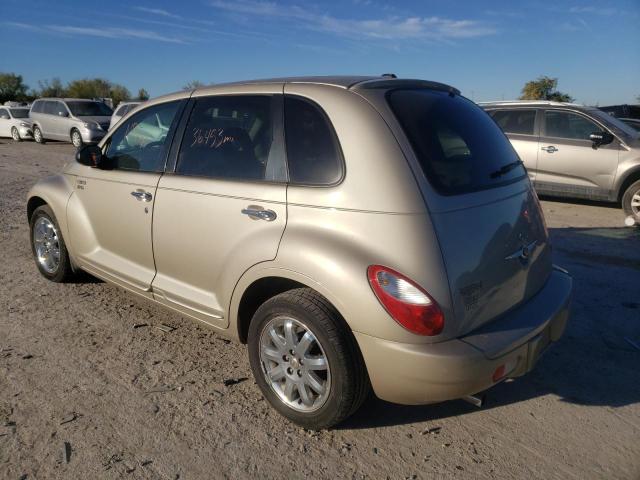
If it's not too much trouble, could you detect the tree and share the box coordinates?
[38,78,66,97]
[137,88,150,101]
[520,76,573,102]
[0,73,29,103]
[109,84,131,106]
[65,78,130,105]
[183,80,205,90]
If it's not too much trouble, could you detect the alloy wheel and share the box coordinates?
[631,190,640,218]
[33,216,60,274]
[11,127,20,141]
[259,316,331,412]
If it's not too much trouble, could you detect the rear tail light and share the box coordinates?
[367,265,444,336]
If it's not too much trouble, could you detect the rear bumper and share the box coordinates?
[355,268,572,405]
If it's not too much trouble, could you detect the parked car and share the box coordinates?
[0,106,32,141]
[620,118,640,132]
[29,98,113,147]
[109,101,142,130]
[481,101,640,222]
[27,76,572,429]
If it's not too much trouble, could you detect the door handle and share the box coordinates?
[131,190,152,202]
[241,206,277,221]
[541,146,558,153]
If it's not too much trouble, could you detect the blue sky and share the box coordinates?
[1,0,638,105]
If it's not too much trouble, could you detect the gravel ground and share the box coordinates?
[1,140,639,480]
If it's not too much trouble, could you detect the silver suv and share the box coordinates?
[482,101,640,222]
[27,76,572,429]
[30,98,113,147]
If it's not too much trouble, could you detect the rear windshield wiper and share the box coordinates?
[490,160,523,179]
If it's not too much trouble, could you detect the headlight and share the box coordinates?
[83,122,100,130]
[19,122,30,128]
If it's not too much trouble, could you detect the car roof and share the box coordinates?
[190,75,460,94]
[35,98,102,102]
[479,100,587,109]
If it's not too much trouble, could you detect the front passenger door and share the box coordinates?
[536,109,620,199]
[66,100,183,292]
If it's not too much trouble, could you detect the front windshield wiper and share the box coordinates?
[490,160,523,179]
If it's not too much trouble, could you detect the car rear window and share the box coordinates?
[387,89,526,195]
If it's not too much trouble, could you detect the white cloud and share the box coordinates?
[133,6,183,19]
[4,22,188,43]
[208,0,496,41]
[569,6,618,15]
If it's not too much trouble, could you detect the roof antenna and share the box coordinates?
[381,73,397,78]
[448,87,456,97]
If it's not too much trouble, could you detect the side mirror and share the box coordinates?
[589,131,614,149]
[57,110,69,117]
[76,145,104,168]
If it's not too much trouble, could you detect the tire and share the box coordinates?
[248,288,369,430]
[11,127,21,142]
[29,205,74,282]
[622,180,640,224]
[33,126,45,144]
[71,129,83,148]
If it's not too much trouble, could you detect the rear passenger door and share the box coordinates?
[488,109,539,180]
[151,88,287,328]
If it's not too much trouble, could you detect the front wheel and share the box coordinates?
[71,129,83,148]
[11,127,21,142]
[622,180,640,225]
[248,288,369,430]
[30,205,74,282]
[33,126,45,144]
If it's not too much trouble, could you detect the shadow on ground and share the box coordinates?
[341,225,640,430]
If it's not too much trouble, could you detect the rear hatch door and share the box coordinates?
[384,88,552,337]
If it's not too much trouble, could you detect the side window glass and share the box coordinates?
[0,109,9,119]
[43,101,56,115]
[105,101,180,172]
[490,110,536,135]
[545,111,598,140]
[284,96,343,185]
[176,95,275,181]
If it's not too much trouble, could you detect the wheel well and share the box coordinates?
[618,170,640,202]
[27,196,47,221]
[236,277,309,343]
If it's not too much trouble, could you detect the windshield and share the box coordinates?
[10,108,29,118]
[387,89,526,195]
[66,101,113,117]
[588,109,640,142]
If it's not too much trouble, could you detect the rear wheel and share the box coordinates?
[11,127,21,142]
[29,205,73,282]
[622,180,640,225]
[71,129,83,148]
[248,288,369,430]
[33,126,44,144]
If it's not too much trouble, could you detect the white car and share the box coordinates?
[0,106,33,141]
[109,101,142,130]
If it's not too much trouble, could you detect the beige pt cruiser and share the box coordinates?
[27,76,572,429]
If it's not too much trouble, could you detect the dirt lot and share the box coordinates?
[1,140,639,480]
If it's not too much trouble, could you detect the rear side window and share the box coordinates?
[544,111,597,140]
[490,109,536,135]
[387,89,525,195]
[284,96,343,185]
[176,95,278,181]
